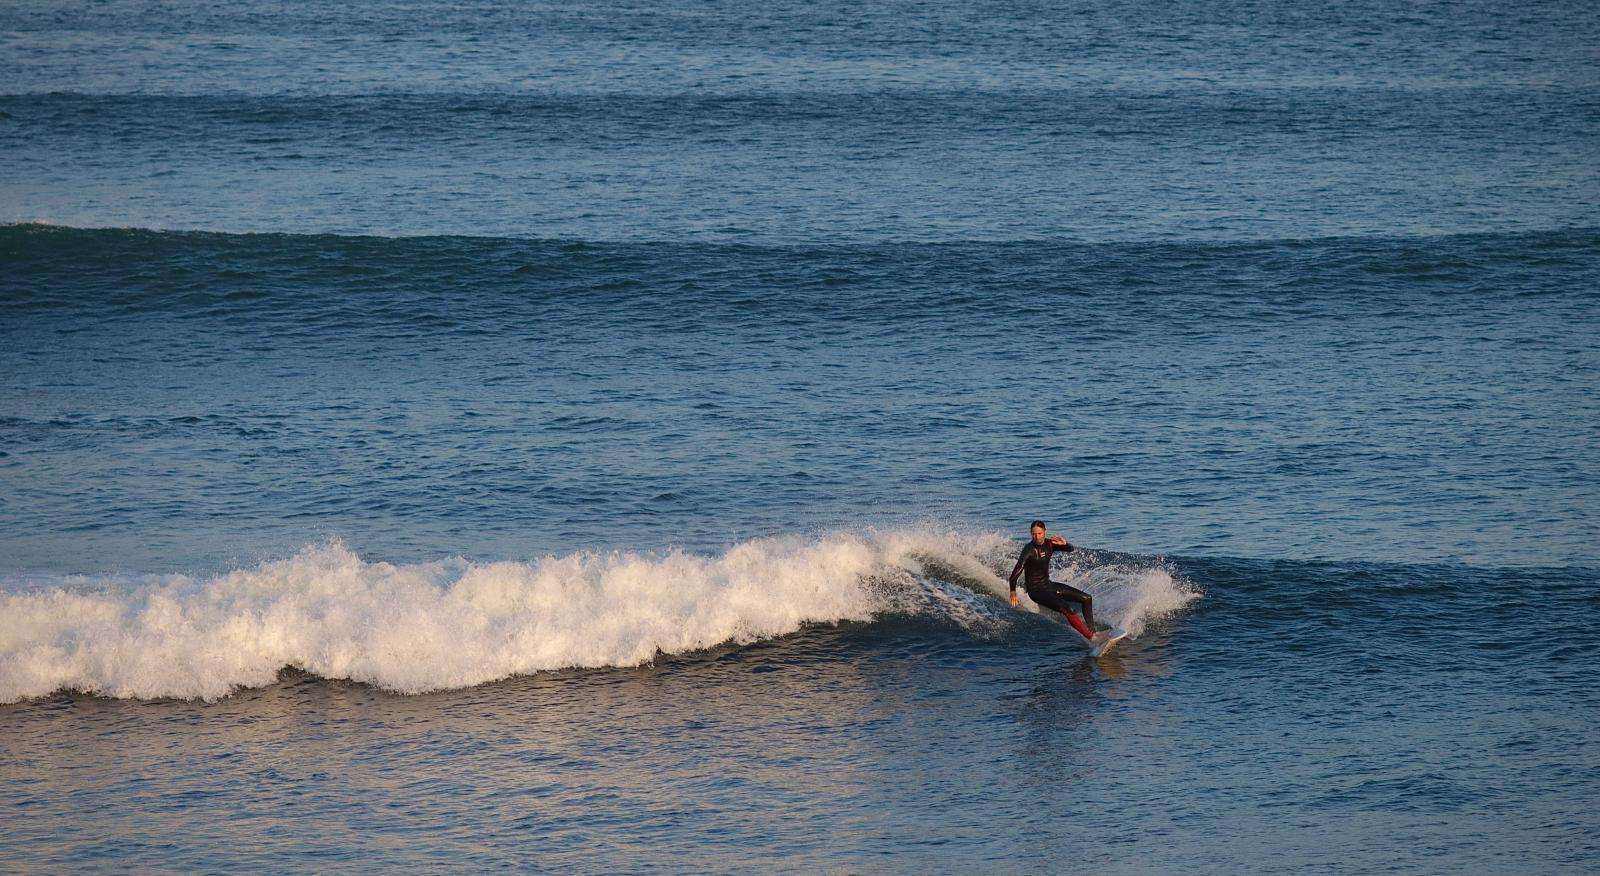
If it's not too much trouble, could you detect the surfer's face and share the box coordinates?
[1031,525,1046,543]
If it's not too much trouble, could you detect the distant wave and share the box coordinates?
[8,221,1599,319]
[0,530,1198,702]
[6,221,1600,253]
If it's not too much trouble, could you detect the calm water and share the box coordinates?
[3,0,1599,872]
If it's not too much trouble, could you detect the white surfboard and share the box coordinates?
[1088,626,1128,657]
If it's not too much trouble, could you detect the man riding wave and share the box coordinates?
[1007,519,1098,641]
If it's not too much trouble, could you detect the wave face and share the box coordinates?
[4,86,1596,242]
[0,531,1197,702]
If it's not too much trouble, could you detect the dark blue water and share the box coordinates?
[3,0,1599,872]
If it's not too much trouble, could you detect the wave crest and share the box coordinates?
[0,530,1198,702]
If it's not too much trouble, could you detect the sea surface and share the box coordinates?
[2,0,1599,872]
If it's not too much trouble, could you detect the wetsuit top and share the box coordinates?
[1008,538,1073,591]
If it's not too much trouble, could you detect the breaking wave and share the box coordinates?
[0,529,1198,702]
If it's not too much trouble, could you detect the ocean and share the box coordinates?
[2,0,1598,872]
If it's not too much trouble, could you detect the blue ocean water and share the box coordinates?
[2,0,1599,872]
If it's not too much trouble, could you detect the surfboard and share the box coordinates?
[1089,626,1128,657]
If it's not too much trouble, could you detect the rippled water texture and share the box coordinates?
[3,0,1598,241]
[3,0,1599,871]
[3,225,1597,571]
[3,559,1596,872]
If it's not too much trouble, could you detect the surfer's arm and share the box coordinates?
[1049,535,1074,552]
[1006,547,1027,591]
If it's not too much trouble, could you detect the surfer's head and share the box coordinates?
[1030,520,1047,542]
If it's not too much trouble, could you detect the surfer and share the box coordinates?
[1007,520,1097,641]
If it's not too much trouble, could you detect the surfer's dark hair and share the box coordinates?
[1030,519,1046,530]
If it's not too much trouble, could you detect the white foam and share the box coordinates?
[0,530,1199,702]
[1050,553,1202,638]
[997,546,1201,638]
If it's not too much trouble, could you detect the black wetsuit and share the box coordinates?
[1007,539,1094,627]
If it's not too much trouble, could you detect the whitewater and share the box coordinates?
[4,0,1598,869]
[0,529,1199,703]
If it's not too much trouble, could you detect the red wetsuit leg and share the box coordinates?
[1061,609,1093,640]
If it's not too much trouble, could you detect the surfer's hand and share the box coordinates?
[1009,590,1019,606]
